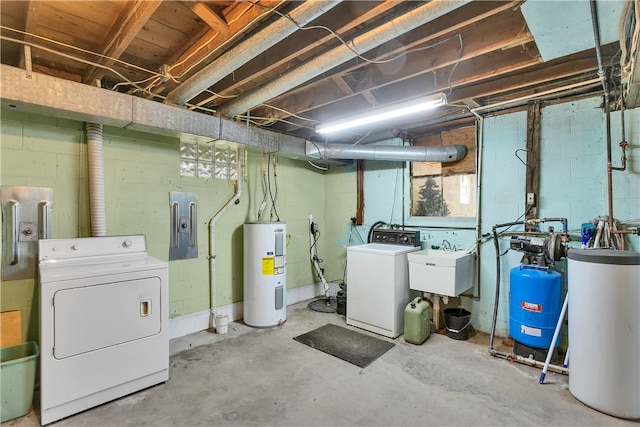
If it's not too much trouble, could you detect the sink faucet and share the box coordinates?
[441,239,456,251]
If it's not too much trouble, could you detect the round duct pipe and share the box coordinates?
[86,123,106,237]
[306,143,467,162]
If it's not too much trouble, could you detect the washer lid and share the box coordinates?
[347,243,420,255]
[568,249,640,265]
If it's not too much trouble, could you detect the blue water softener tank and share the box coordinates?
[509,264,562,349]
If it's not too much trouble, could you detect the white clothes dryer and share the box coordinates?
[38,235,169,425]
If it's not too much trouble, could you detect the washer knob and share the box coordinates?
[71,244,79,250]
[123,240,133,248]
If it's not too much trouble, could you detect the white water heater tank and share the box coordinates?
[568,249,640,420]
[243,222,287,327]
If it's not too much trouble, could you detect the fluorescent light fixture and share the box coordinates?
[316,92,447,135]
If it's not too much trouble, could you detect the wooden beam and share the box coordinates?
[83,0,161,84]
[24,1,41,37]
[19,0,42,69]
[451,44,619,103]
[188,2,229,34]
[246,5,533,125]
[525,102,540,230]
[268,37,541,133]
[149,0,284,93]
[33,63,82,82]
[331,75,354,95]
[193,1,400,107]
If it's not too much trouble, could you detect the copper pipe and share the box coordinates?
[612,101,628,172]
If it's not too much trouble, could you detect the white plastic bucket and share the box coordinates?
[215,314,229,334]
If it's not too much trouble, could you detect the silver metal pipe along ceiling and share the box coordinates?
[166,1,341,106]
[219,0,471,118]
[306,142,467,162]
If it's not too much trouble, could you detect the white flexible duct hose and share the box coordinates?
[86,123,106,236]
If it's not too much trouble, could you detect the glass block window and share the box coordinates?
[180,141,238,180]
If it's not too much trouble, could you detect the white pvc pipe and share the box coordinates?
[86,123,106,237]
[539,291,569,384]
[592,219,605,248]
[208,150,243,324]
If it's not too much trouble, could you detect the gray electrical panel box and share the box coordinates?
[1,186,53,280]
[169,192,198,260]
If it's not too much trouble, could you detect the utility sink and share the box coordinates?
[407,249,476,297]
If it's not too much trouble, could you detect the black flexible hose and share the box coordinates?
[367,221,387,243]
[488,227,501,350]
[487,220,527,350]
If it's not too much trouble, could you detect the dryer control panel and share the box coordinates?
[371,229,420,246]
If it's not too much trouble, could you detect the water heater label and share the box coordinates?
[521,325,542,337]
[274,256,285,275]
[521,301,542,313]
[262,257,274,275]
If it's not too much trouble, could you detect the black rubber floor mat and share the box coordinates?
[293,323,395,368]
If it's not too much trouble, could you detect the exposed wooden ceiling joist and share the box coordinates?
[188,2,229,34]
[83,0,161,84]
[0,0,634,147]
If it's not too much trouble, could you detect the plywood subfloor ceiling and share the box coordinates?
[0,1,637,144]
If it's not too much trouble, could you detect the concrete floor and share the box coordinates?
[7,300,638,426]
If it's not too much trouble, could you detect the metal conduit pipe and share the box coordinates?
[166,1,341,106]
[591,0,619,244]
[86,123,106,237]
[219,0,471,117]
[460,110,484,301]
[612,101,628,172]
[306,143,467,162]
[208,150,243,325]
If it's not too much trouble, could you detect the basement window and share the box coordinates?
[179,141,237,180]
[410,125,477,218]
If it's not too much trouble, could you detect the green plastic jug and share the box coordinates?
[404,297,431,345]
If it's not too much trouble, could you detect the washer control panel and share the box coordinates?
[371,229,420,246]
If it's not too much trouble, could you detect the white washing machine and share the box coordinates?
[346,230,420,338]
[38,235,169,425]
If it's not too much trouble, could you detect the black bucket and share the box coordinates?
[444,308,472,340]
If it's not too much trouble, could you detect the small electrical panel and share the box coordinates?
[169,192,198,260]
[1,186,53,280]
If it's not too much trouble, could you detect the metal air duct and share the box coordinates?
[306,141,467,162]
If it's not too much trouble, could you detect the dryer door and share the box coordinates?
[53,276,162,359]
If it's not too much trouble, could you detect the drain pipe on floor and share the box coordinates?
[86,122,106,237]
[208,150,244,327]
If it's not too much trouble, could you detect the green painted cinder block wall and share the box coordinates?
[0,109,325,342]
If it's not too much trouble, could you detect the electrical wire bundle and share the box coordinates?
[257,153,280,222]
